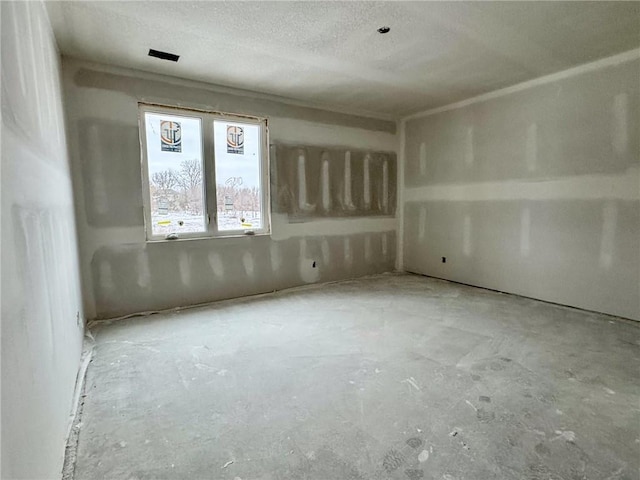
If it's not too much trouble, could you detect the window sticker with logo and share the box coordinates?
[160,120,182,152]
[226,125,244,154]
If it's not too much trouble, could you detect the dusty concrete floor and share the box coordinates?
[72,273,639,480]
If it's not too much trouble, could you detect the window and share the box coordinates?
[139,104,269,240]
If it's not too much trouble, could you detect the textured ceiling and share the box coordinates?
[47,1,640,119]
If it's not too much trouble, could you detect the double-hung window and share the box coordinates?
[139,103,269,240]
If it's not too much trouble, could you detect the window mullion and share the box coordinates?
[203,114,219,236]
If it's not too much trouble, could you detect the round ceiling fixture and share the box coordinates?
[377,26,390,34]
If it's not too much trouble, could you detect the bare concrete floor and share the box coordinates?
[72,273,640,480]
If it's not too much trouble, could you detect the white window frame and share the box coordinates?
[138,103,270,241]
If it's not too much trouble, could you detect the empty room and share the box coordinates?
[2,1,639,479]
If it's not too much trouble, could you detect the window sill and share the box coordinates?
[145,231,271,243]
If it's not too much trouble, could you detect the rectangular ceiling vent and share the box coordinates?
[148,49,179,62]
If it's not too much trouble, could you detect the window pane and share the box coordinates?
[144,112,206,236]
[213,120,262,231]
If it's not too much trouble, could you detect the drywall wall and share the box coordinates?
[1,2,85,478]
[273,145,397,219]
[62,59,398,319]
[402,51,640,321]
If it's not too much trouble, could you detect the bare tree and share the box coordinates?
[151,169,178,194]
[177,159,203,214]
[177,159,202,191]
[216,182,261,220]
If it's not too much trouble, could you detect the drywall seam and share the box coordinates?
[64,57,397,129]
[270,215,396,241]
[403,48,640,121]
[404,168,640,202]
[397,119,407,271]
[69,56,398,121]
[270,118,396,152]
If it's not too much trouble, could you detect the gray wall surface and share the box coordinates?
[1,2,85,478]
[272,145,397,219]
[62,59,398,320]
[402,54,640,321]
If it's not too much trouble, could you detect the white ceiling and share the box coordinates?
[47,1,640,119]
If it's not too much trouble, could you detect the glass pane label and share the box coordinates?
[214,120,262,231]
[144,112,206,236]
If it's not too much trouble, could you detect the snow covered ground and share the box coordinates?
[151,211,262,236]
[218,212,262,231]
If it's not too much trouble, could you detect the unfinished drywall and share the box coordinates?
[62,59,398,319]
[1,2,85,478]
[272,145,397,219]
[402,52,640,320]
